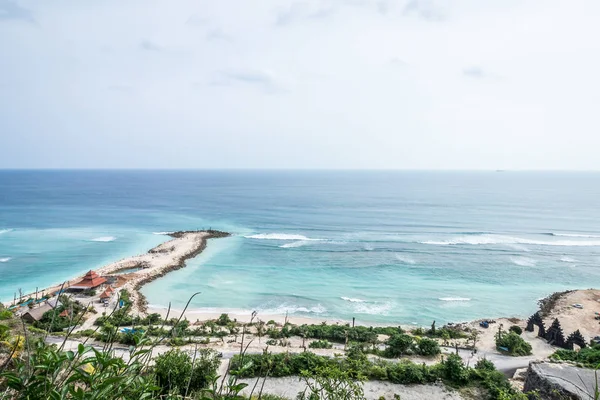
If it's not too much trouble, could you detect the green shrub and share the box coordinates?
[385,333,414,357]
[551,346,600,368]
[309,339,333,349]
[216,313,232,326]
[0,309,13,320]
[496,332,532,356]
[154,348,219,395]
[415,337,440,356]
[509,325,523,335]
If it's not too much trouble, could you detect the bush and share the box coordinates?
[309,340,333,349]
[154,348,219,395]
[216,313,232,326]
[496,332,532,356]
[0,309,13,320]
[551,346,600,368]
[509,325,523,335]
[385,333,414,357]
[415,337,441,356]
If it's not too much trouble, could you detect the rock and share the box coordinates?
[524,361,597,399]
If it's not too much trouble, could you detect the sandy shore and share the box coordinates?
[4,230,229,313]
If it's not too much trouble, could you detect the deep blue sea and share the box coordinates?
[1,170,600,325]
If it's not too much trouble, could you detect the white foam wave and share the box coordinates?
[259,303,327,315]
[363,244,374,251]
[395,254,416,264]
[560,256,578,263]
[510,256,537,267]
[0,229,12,235]
[439,297,471,302]
[89,236,117,242]
[421,234,600,247]
[245,233,321,241]
[153,231,173,235]
[0,257,11,263]
[280,240,310,248]
[505,243,530,252]
[354,301,394,315]
[550,233,600,238]
[341,296,366,303]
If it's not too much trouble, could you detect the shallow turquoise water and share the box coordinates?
[1,171,600,324]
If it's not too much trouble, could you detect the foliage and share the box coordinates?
[286,324,378,344]
[216,313,233,326]
[297,368,365,400]
[509,325,523,335]
[496,332,532,356]
[385,333,414,357]
[308,340,333,349]
[551,345,600,368]
[426,327,468,339]
[153,348,220,396]
[414,337,441,356]
[0,310,13,320]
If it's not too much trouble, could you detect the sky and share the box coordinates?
[1,0,599,170]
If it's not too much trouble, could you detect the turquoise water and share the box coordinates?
[1,171,600,324]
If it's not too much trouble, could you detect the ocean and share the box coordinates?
[1,170,600,325]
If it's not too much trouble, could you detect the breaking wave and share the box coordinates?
[153,231,173,235]
[245,233,321,241]
[439,297,471,302]
[280,241,310,248]
[510,257,537,267]
[421,234,600,247]
[395,254,416,264]
[546,232,600,238]
[341,297,366,303]
[0,229,12,235]
[354,301,394,315]
[89,236,117,242]
[259,303,327,315]
[560,256,578,263]
[0,257,11,263]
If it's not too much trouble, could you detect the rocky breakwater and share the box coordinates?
[99,230,230,314]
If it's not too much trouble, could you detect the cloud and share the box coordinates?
[0,0,34,23]
[186,14,208,27]
[210,70,281,93]
[140,40,161,51]
[403,0,445,20]
[275,2,335,26]
[206,28,233,42]
[462,66,485,78]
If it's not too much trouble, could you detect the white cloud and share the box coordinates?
[0,0,599,169]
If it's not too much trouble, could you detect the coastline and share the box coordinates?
[5,229,596,345]
[3,230,230,313]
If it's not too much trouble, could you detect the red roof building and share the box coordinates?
[100,286,114,300]
[70,270,107,290]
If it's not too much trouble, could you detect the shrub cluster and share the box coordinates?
[496,332,532,356]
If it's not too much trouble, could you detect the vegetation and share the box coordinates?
[551,345,600,368]
[230,348,524,399]
[509,325,523,335]
[308,340,333,349]
[154,348,220,396]
[496,332,532,356]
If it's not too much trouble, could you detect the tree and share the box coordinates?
[509,325,523,335]
[416,337,440,356]
[496,332,532,356]
[386,333,414,357]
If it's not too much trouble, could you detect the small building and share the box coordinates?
[69,270,107,290]
[59,309,69,318]
[99,286,115,301]
[22,302,57,323]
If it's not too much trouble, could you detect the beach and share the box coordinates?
[2,230,229,314]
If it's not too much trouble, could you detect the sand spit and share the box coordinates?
[4,230,229,313]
